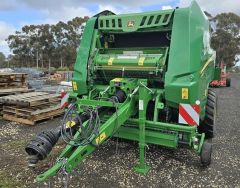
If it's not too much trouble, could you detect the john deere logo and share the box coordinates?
[127,21,135,27]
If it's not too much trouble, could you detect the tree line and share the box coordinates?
[0,12,239,69]
[2,16,88,70]
[210,12,240,68]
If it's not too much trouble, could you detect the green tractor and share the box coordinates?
[26,1,217,182]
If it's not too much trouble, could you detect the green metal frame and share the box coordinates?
[134,80,152,173]
[36,79,205,182]
[98,9,174,32]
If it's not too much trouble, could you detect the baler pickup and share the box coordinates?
[94,47,168,72]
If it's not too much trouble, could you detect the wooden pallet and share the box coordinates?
[0,87,32,96]
[0,73,27,88]
[1,91,64,125]
[0,72,27,79]
[0,92,61,107]
[0,82,26,88]
[0,102,3,116]
[3,103,61,116]
[3,108,64,125]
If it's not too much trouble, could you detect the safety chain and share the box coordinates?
[165,107,169,122]
[47,178,53,188]
[115,136,119,155]
[56,158,69,188]
[139,82,154,94]
[145,144,149,165]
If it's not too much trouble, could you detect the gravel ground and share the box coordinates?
[0,74,239,188]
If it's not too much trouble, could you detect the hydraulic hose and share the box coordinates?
[25,90,126,167]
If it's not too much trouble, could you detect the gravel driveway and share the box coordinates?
[0,74,239,188]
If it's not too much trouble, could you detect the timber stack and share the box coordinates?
[0,73,31,96]
[0,92,64,125]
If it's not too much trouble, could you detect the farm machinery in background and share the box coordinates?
[210,61,231,87]
[25,1,218,183]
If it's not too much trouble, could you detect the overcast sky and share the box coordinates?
[0,0,240,57]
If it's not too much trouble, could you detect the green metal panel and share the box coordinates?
[98,9,174,32]
[94,54,163,72]
[165,1,215,118]
[116,126,178,148]
[99,47,167,54]
[95,54,163,66]
[72,17,97,95]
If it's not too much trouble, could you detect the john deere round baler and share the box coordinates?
[26,1,217,182]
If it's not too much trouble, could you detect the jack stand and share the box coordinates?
[134,143,151,174]
[134,80,152,174]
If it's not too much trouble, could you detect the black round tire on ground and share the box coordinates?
[226,78,231,87]
[198,89,217,139]
[200,140,212,166]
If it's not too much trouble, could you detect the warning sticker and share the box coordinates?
[117,55,138,59]
[108,57,114,65]
[66,120,76,128]
[112,78,123,82]
[95,132,106,145]
[138,57,145,66]
[182,88,189,99]
[72,81,78,91]
[139,100,144,110]
[123,51,143,55]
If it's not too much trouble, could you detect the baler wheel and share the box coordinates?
[226,78,231,87]
[198,90,217,138]
[200,140,212,166]
[208,89,218,113]
[208,89,217,99]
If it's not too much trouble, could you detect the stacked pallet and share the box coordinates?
[0,102,3,116]
[0,73,30,96]
[0,92,64,125]
[47,71,73,84]
[56,71,73,81]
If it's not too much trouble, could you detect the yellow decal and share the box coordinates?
[104,42,108,48]
[138,57,145,66]
[200,52,216,75]
[72,81,78,91]
[182,88,189,99]
[95,132,106,145]
[108,57,114,65]
[205,89,207,96]
[66,121,76,128]
[112,78,123,82]
[127,21,135,27]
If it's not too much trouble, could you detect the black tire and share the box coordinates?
[198,90,217,138]
[226,78,231,87]
[208,89,216,99]
[208,89,218,113]
[200,140,212,166]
